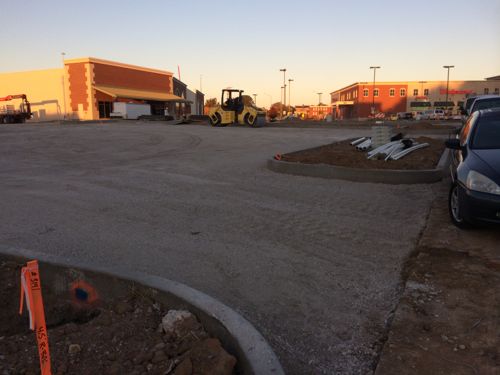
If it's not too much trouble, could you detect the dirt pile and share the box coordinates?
[375,183,500,374]
[0,259,236,375]
[281,137,445,170]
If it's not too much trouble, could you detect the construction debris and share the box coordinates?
[356,138,372,151]
[352,136,430,161]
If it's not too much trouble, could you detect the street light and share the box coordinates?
[317,92,323,105]
[370,66,380,115]
[443,65,454,113]
[288,79,294,115]
[252,93,257,106]
[280,68,286,118]
[61,52,67,120]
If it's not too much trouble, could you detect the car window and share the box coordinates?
[471,98,500,113]
[465,97,476,111]
[471,116,500,149]
[460,113,477,145]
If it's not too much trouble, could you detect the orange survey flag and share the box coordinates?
[19,260,52,375]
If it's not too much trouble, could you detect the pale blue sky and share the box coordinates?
[1,0,499,106]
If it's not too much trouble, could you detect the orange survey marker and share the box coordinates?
[19,260,52,375]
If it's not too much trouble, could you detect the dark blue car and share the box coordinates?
[445,108,500,228]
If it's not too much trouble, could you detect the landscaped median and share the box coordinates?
[268,137,451,184]
[0,245,283,375]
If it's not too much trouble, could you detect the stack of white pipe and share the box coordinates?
[350,137,367,146]
[391,143,429,160]
[366,140,401,159]
[356,139,372,150]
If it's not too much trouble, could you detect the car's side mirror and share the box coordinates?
[445,139,461,149]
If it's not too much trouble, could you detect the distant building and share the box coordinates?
[330,77,500,119]
[294,104,332,120]
[0,57,202,121]
[185,88,204,116]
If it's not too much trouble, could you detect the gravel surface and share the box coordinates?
[0,122,435,374]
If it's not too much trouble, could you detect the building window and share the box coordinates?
[400,88,406,97]
[413,89,418,96]
[363,89,369,97]
[424,89,429,96]
[347,92,351,100]
[354,90,358,98]
[495,88,499,95]
[484,88,489,94]
[341,95,344,101]
[389,88,395,97]
[374,89,379,97]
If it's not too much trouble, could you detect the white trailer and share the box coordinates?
[112,102,151,120]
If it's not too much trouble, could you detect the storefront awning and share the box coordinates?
[94,85,192,103]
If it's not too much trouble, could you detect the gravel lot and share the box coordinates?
[0,122,435,374]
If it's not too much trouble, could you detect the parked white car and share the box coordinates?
[420,109,445,120]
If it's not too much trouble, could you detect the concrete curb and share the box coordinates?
[0,245,284,375]
[267,149,451,185]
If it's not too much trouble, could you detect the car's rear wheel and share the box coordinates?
[448,183,471,229]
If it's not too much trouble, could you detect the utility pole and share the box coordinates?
[61,52,67,120]
[280,86,284,111]
[280,68,286,119]
[370,66,380,115]
[288,79,294,115]
[443,65,454,114]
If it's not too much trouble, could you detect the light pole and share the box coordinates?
[288,79,294,115]
[317,92,323,105]
[443,65,454,113]
[370,66,380,115]
[61,52,67,120]
[280,68,286,118]
[252,93,257,106]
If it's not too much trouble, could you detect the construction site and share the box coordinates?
[0,116,499,375]
[1,1,499,373]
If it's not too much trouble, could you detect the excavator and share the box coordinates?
[208,89,265,127]
[0,94,32,123]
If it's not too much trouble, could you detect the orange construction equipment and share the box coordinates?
[0,94,32,123]
[19,260,52,375]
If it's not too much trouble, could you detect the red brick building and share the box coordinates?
[294,104,332,120]
[65,57,191,119]
[330,82,407,119]
[331,77,500,119]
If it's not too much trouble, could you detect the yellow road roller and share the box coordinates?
[208,89,265,127]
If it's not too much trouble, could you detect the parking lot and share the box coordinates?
[0,122,437,374]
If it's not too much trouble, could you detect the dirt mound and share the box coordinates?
[281,137,445,170]
[0,259,236,375]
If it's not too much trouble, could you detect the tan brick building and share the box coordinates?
[0,57,193,121]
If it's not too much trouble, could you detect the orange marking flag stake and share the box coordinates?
[19,260,52,375]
